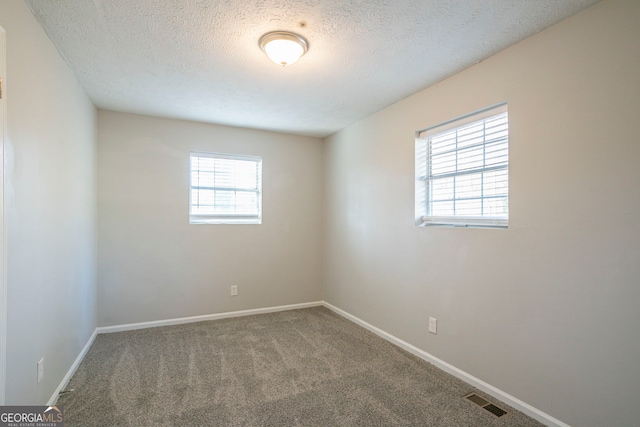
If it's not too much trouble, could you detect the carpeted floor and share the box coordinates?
[57,307,545,426]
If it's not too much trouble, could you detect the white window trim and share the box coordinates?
[189,151,262,225]
[421,216,508,228]
[415,103,508,229]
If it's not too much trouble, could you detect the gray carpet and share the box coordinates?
[58,307,545,426]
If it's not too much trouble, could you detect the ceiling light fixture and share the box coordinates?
[259,31,309,67]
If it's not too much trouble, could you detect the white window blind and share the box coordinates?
[415,104,508,228]
[190,152,262,224]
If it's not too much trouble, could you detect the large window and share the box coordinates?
[190,152,262,224]
[415,104,508,228]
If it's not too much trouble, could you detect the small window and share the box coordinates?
[190,152,262,224]
[415,104,508,228]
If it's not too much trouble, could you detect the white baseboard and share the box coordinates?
[47,328,97,405]
[96,301,324,334]
[322,302,570,427]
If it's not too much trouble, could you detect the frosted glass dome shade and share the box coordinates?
[259,31,309,67]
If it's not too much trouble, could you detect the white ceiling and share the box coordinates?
[26,0,599,137]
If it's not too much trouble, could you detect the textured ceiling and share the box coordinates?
[26,0,599,137]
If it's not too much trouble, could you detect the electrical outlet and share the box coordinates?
[230,285,238,296]
[429,317,437,334]
[37,358,44,384]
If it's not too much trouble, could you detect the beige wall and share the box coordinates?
[323,0,640,426]
[0,1,97,404]
[97,110,323,326]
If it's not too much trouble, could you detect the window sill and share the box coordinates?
[419,216,507,229]
[190,216,261,225]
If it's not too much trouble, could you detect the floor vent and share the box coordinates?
[464,393,509,418]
